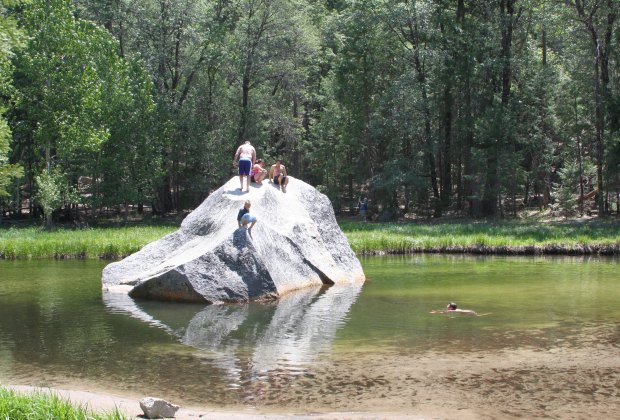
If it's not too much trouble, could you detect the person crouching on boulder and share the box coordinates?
[250,159,267,185]
[237,200,257,236]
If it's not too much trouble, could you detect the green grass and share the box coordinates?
[1,219,619,259]
[0,225,176,259]
[340,219,620,254]
[0,386,126,419]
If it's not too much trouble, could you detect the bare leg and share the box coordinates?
[245,176,251,192]
[239,175,243,190]
[248,220,256,238]
[255,172,266,184]
[282,176,289,193]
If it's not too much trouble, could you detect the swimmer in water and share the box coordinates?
[430,302,480,316]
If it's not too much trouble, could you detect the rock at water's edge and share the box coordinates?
[139,397,179,419]
[102,177,364,303]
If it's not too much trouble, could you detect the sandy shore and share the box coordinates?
[7,333,620,420]
[6,384,437,419]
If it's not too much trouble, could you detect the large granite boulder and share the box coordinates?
[102,176,365,303]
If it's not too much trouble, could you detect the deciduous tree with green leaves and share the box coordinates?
[11,0,157,227]
[0,0,24,207]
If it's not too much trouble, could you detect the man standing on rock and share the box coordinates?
[233,140,256,192]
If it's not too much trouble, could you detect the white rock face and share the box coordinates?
[102,177,365,303]
[139,397,179,419]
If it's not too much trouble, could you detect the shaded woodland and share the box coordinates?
[1,0,619,225]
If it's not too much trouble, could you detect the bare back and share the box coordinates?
[236,144,255,161]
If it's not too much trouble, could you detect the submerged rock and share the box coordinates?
[102,177,365,303]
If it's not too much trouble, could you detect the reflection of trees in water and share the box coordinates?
[103,283,363,387]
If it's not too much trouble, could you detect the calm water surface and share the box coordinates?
[0,255,618,410]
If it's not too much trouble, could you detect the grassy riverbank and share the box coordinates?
[0,386,125,419]
[1,219,619,259]
[0,225,175,259]
[342,219,620,255]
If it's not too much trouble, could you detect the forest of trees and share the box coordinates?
[1,0,619,225]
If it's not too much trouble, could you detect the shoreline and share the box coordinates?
[5,385,435,419]
[1,243,619,260]
[2,219,620,259]
[6,333,620,420]
[357,243,620,256]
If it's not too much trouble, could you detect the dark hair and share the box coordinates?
[448,302,457,310]
[256,159,263,163]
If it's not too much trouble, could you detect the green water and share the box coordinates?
[353,255,620,352]
[0,255,618,410]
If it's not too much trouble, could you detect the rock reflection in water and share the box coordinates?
[102,282,362,381]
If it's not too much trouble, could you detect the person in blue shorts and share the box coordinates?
[233,140,256,192]
[237,200,257,236]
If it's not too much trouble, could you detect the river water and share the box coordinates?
[1,255,619,416]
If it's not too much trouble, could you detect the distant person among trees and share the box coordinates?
[233,140,256,192]
[430,302,479,316]
[237,200,257,236]
[269,159,289,193]
[250,159,267,184]
[358,197,368,222]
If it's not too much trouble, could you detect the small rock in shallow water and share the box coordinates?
[139,397,179,419]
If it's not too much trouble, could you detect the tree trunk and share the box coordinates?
[403,12,440,217]
[456,0,478,216]
[575,98,585,216]
[412,51,440,217]
[482,0,515,218]
[238,72,251,143]
[594,58,605,215]
[573,0,617,216]
[441,83,453,210]
[439,5,456,212]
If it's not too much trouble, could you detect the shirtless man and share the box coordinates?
[269,159,289,192]
[233,140,256,192]
[430,302,478,316]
